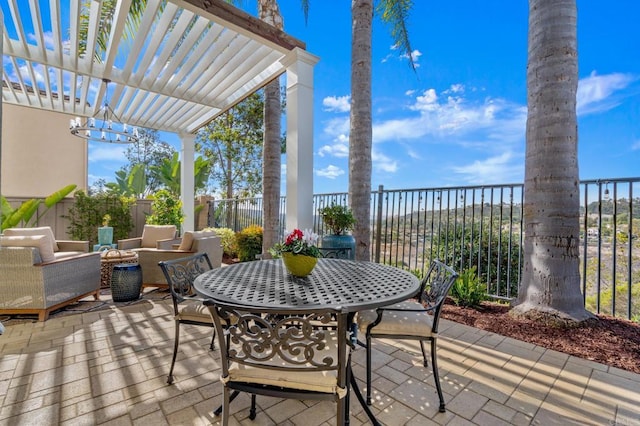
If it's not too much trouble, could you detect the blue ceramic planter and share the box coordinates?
[320,234,356,260]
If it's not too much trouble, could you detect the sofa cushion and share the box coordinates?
[0,235,56,262]
[4,226,59,252]
[178,230,217,251]
[141,225,177,248]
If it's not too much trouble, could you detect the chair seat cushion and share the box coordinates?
[357,300,434,337]
[223,331,347,398]
[177,301,213,323]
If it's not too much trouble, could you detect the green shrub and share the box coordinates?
[236,225,263,262]
[450,266,487,308]
[66,191,134,247]
[203,227,237,257]
[146,189,184,228]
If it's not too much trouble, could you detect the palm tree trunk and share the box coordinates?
[514,0,593,323]
[259,0,283,256]
[349,0,373,261]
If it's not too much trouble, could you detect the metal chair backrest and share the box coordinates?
[159,252,213,313]
[206,300,349,386]
[318,247,352,259]
[416,260,459,333]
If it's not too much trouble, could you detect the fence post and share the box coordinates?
[375,185,384,263]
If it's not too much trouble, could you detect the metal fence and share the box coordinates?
[209,177,640,321]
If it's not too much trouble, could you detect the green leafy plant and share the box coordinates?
[450,266,487,308]
[318,204,356,235]
[235,225,263,262]
[270,229,320,258]
[1,184,77,231]
[203,227,237,258]
[146,189,184,229]
[65,191,134,246]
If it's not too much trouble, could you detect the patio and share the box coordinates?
[1,292,638,425]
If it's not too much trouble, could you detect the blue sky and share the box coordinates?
[88,1,640,195]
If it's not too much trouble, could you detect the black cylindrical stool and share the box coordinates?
[111,263,143,302]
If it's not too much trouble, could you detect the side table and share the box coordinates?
[111,263,143,302]
[100,249,138,289]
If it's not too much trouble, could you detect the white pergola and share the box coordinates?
[1,0,318,231]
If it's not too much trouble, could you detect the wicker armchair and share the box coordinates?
[0,247,100,321]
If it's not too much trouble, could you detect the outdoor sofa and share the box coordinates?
[0,227,100,321]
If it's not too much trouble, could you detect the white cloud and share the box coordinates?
[372,150,397,173]
[318,142,349,158]
[88,145,129,162]
[451,151,523,184]
[577,71,639,115]
[315,165,345,179]
[373,88,527,145]
[323,95,350,113]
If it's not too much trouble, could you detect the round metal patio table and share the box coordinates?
[194,258,420,425]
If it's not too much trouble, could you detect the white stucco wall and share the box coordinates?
[1,104,88,198]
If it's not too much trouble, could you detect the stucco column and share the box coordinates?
[281,48,319,231]
[180,132,195,233]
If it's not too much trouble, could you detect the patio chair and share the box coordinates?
[318,247,352,259]
[205,300,351,425]
[158,253,216,385]
[357,259,458,412]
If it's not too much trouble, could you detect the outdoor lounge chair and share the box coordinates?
[357,259,458,412]
[158,253,216,385]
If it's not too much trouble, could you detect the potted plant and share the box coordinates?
[270,228,321,277]
[317,204,356,259]
[98,214,114,246]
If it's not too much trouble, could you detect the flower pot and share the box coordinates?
[98,226,114,246]
[282,252,318,277]
[321,234,356,260]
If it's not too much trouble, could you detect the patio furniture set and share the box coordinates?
[158,252,458,425]
[1,223,458,424]
[0,225,223,320]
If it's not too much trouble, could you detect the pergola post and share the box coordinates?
[180,132,195,233]
[282,48,319,231]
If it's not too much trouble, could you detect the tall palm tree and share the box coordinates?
[349,0,415,261]
[257,0,285,256]
[512,0,593,323]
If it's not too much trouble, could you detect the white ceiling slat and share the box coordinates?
[180,32,250,100]
[27,0,47,63]
[141,7,196,87]
[129,2,181,87]
[2,0,307,134]
[171,28,238,99]
[118,0,164,82]
[2,69,19,102]
[101,0,132,76]
[162,23,224,94]
[8,0,29,56]
[68,0,81,69]
[82,1,104,78]
[152,15,211,92]
[194,39,262,103]
[49,0,63,69]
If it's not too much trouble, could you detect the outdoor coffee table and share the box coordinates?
[100,249,138,289]
[194,258,420,425]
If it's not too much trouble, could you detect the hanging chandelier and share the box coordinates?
[69,79,140,144]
